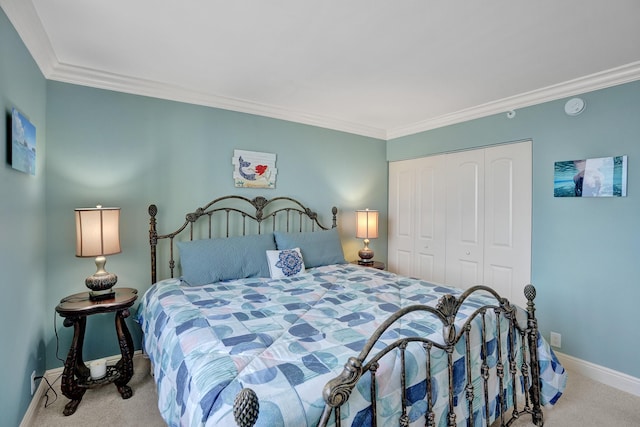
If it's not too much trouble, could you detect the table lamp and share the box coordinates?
[356,209,378,265]
[75,206,121,300]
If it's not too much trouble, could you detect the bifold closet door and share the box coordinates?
[388,156,446,282]
[388,141,531,306]
[444,149,485,288]
[388,159,416,277]
[444,142,531,305]
[483,142,532,308]
[414,155,446,283]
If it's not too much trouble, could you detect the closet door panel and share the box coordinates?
[484,141,532,308]
[388,160,415,276]
[459,260,481,288]
[416,253,436,281]
[483,156,515,299]
[484,265,513,298]
[486,157,513,246]
[415,156,447,283]
[445,150,485,288]
[394,249,413,277]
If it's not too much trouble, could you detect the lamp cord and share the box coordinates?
[54,308,65,364]
[34,374,59,408]
[33,309,67,409]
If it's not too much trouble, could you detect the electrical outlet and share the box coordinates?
[550,331,561,348]
[30,370,37,395]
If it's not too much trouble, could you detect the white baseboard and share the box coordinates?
[19,351,144,427]
[556,351,640,397]
[19,372,50,427]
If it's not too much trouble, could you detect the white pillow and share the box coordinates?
[266,248,306,279]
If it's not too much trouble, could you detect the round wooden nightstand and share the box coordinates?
[55,287,138,416]
[351,261,385,270]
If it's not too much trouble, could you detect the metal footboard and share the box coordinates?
[317,284,543,427]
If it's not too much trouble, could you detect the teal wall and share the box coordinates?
[0,8,48,427]
[44,82,388,368]
[4,2,640,424]
[3,6,387,424]
[388,81,640,379]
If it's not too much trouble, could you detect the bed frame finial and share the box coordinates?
[233,388,259,427]
[524,284,536,303]
[331,206,338,228]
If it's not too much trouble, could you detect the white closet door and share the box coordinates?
[483,141,532,308]
[414,155,447,283]
[445,149,485,288]
[388,159,416,277]
[388,141,532,307]
[389,156,447,281]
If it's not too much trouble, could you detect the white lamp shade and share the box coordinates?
[75,207,121,257]
[356,209,379,239]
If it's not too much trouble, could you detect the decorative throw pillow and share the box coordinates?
[266,248,306,279]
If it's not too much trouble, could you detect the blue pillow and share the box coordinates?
[274,228,346,268]
[176,233,276,285]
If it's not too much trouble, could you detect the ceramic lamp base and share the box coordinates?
[358,245,374,265]
[85,266,117,301]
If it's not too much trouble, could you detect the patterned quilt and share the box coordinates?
[137,264,566,427]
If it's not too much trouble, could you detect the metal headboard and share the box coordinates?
[148,195,338,284]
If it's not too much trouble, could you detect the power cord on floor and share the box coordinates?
[33,374,59,408]
[34,309,68,409]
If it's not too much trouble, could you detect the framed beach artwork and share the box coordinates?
[10,108,36,175]
[232,149,277,189]
[554,155,627,197]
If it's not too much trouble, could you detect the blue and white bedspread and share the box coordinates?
[138,264,566,427]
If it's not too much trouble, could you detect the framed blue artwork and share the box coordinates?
[10,108,36,175]
[554,155,627,197]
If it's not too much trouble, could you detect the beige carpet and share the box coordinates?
[503,367,640,427]
[26,355,165,427]
[26,356,640,427]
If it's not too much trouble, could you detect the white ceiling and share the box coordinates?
[3,0,640,139]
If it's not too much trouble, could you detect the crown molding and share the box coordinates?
[47,58,640,141]
[47,62,388,140]
[386,61,640,140]
[4,1,639,141]
[1,0,386,139]
[1,0,58,76]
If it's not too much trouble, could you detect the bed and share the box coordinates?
[138,195,566,427]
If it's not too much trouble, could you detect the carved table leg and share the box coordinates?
[113,308,134,399]
[61,316,89,416]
